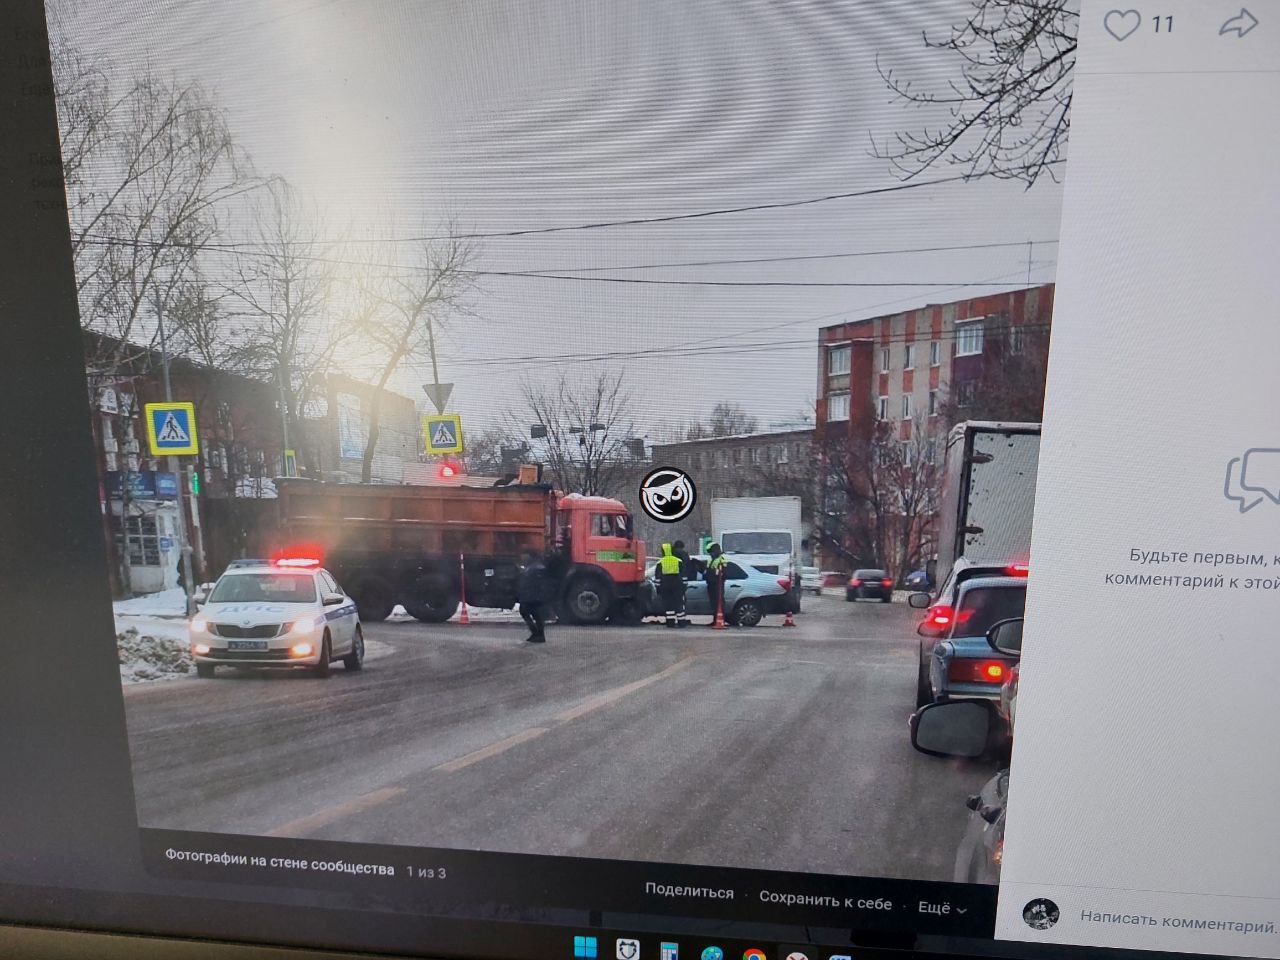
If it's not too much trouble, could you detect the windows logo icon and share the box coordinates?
[574,936,599,958]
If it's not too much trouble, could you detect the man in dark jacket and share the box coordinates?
[516,551,555,643]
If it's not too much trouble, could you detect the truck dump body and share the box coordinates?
[275,479,550,560]
[270,479,642,627]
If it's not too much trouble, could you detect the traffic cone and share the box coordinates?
[712,589,726,630]
[457,552,470,625]
[782,607,796,627]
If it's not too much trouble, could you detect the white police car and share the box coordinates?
[189,557,363,678]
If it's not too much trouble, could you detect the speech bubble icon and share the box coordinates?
[1224,456,1264,513]
[1239,448,1280,506]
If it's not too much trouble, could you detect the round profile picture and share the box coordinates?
[639,467,697,523]
[1022,898,1060,930]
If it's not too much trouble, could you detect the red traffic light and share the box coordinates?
[437,460,461,480]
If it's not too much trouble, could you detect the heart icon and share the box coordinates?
[1104,8,1142,41]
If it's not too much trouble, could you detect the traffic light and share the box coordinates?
[189,468,200,495]
[437,459,462,480]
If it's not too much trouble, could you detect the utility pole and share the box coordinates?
[155,307,197,616]
[1026,239,1034,287]
[278,362,295,476]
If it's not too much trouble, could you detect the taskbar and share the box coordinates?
[141,828,995,945]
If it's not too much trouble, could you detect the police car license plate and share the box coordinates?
[227,640,267,651]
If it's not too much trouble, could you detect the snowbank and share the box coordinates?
[387,603,523,624]
[118,626,192,684]
[113,587,187,619]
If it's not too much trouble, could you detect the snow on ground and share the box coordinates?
[113,587,187,619]
[387,603,523,624]
[117,621,192,684]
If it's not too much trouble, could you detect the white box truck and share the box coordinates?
[710,496,803,612]
[932,421,1041,589]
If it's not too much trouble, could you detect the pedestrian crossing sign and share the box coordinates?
[145,402,199,456]
[423,413,464,455]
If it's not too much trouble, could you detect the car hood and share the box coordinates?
[202,601,310,624]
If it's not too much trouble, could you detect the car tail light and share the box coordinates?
[925,604,954,628]
[1003,564,1030,577]
[776,578,791,591]
[881,578,893,588]
[850,578,863,587]
[948,659,1008,684]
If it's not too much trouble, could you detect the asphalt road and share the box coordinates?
[123,594,998,883]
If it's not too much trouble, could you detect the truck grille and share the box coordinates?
[210,623,282,639]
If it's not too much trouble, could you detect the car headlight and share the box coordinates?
[193,643,211,655]
[288,615,325,634]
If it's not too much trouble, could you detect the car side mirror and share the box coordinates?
[908,592,931,609]
[322,593,345,607]
[987,617,1024,656]
[911,701,993,758]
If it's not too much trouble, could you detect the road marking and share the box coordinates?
[262,655,695,837]
[553,656,692,723]
[263,786,405,837]
[433,726,550,773]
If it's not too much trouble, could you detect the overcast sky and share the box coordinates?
[53,0,1065,441]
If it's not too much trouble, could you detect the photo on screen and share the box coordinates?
[47,0,1072,887]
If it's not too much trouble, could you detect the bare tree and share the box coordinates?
[515,369,639,497]
[353,230,476,483]
[228,180,341,474]
[816,415,941,578]
[685,401,760,440]
[940,319,1051,425]
[50,45,256,371]
[873,0,1077,185]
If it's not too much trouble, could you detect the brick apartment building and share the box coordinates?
[814,284,1054,573]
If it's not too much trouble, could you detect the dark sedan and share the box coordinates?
[846,568,894,602]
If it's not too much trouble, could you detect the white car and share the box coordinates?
[189,559,364,678]
[800,565,823,595]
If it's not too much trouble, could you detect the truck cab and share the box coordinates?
[553,494,645,624]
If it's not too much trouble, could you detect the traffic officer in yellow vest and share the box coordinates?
[656,542,688,627]
[704,541,729,626]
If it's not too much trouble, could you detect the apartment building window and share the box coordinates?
[930,340,941,366]
[928,389,939,416]
[880,347,891,372]
[904,343,915,370]
[926,439,938,465]
[828,344,851,376]
[903,442,913,467]
[902,394,912,419]
[956,317,985,357]
[828,392,851,422]
[750,447,762,464]
[877,395,889,420]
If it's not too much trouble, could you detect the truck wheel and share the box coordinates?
[195,663,216,679]
[351,579,395,622]
[732,598,764,627]
[563,575,613,626]
[402,592,458,624]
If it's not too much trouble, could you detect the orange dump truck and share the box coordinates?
[272,479,646,625]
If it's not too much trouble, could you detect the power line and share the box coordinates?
[476,272,1042,288]
[77,168,1059,251]
[515,239,1061,273]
